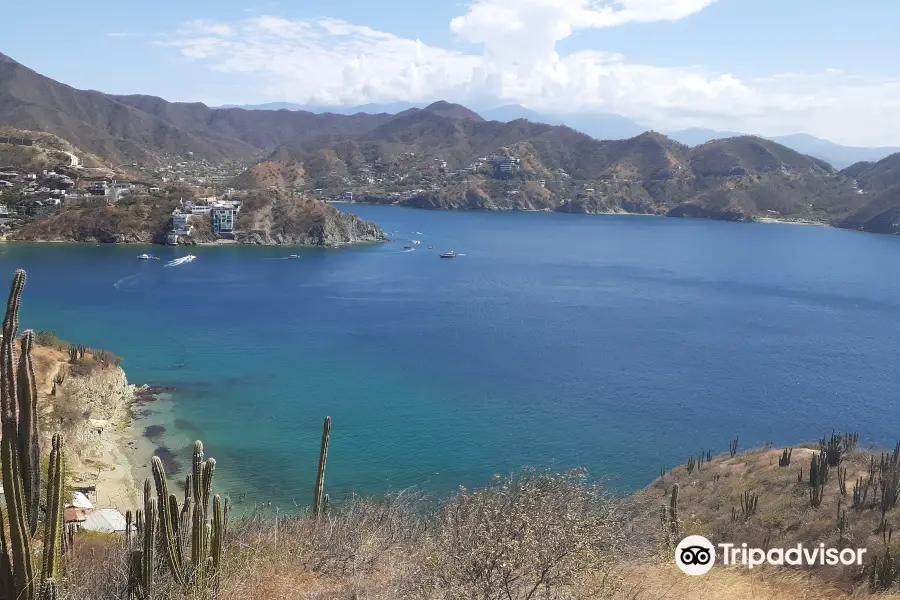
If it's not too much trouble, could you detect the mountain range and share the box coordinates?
[2,50,900,234]
[219,101,898,169]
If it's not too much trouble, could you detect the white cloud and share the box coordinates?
[158,2,900,146]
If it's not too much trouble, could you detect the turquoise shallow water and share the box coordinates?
[3,206,900,509]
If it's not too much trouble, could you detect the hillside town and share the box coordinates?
[0,137,253,244]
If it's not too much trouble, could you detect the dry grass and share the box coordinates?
[629,441,900,592]
[609,564,853,600]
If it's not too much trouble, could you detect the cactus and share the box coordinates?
[809,451,827,508]
[127,479,159,599]
[868,529,900,592]
[844,431,859,454]
[729,436,739,458]
[37,579,57,600]
[685,456,695,475]
[778,447,792,467]
[668,483,679,542]
[0,270,66,600]
[838,466,848,496]
[820,431,843,466]
[314,416,331,516]
[40,435,64,584]
[144,440,224,592]
[18,331,40,536]
[152,455,186,586]
[740,490,759,518]
[67,343,86,364]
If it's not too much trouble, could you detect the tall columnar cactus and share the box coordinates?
[809,451,827,508]
[668,483,679,542]
[0,270,65,600]
[127,480,158,600]
[779,447,792,467]
[820,431,843,467]
[18,331,41,536]
[314,416,331,516]
[148,440,224,591]
[40,434,64,584]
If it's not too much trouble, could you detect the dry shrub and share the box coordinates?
[35,330,64,349]
[421,468,625,600]
[55,472,628,600]
[301,490,426,575]
[59,534,129,600]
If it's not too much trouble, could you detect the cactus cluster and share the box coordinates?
[728,437,739,458]
[820,431,844,467]
[778,447,792,467]
[0,270,67,600]
[740,490,759,518]
[869,529,900,592]
[809,451,828,508]
[67,343,86,364]
[127,441,227,597]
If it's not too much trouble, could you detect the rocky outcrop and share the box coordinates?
[233,191,385,246]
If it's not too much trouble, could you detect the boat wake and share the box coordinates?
[113,274,142,291]
[165,255,197,268]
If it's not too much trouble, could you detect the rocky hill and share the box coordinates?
[836,154,900,233]
[8,190,384,246]
[233,106,882,227]
[0,52,391,165]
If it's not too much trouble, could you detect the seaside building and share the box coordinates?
[87,182,107,196]
[172,211,193,237]
[212,207,235,235]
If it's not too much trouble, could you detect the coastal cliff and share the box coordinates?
[33,342,142,509]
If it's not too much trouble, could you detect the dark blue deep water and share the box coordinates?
[3,205,900,508]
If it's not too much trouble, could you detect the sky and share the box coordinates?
[4,0,900,146]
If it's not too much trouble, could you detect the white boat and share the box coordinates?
[412,240,421,245]
[440,250,457,259]
[137,254,151,260]
[165,255,196,267]
[287,254,299,259]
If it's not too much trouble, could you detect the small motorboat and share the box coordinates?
[165,255,196,267]
[439,250,457,259]
[412,240,421,245]
[403,245,413,250]
[428,245,434,249]
[137,254,152,260]
[287,254,300,259]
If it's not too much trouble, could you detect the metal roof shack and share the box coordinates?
[64,508,87,524]
[81,509,129,533]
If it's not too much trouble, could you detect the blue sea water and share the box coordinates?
[3,205,900,508]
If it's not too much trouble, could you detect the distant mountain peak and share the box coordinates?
[423,101,484,122]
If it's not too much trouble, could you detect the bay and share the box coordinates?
[3,205,900,508]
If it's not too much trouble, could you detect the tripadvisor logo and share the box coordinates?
[675,535,867,575]
[675,535,716,575]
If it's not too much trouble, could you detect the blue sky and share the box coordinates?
[4,0,900,145]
